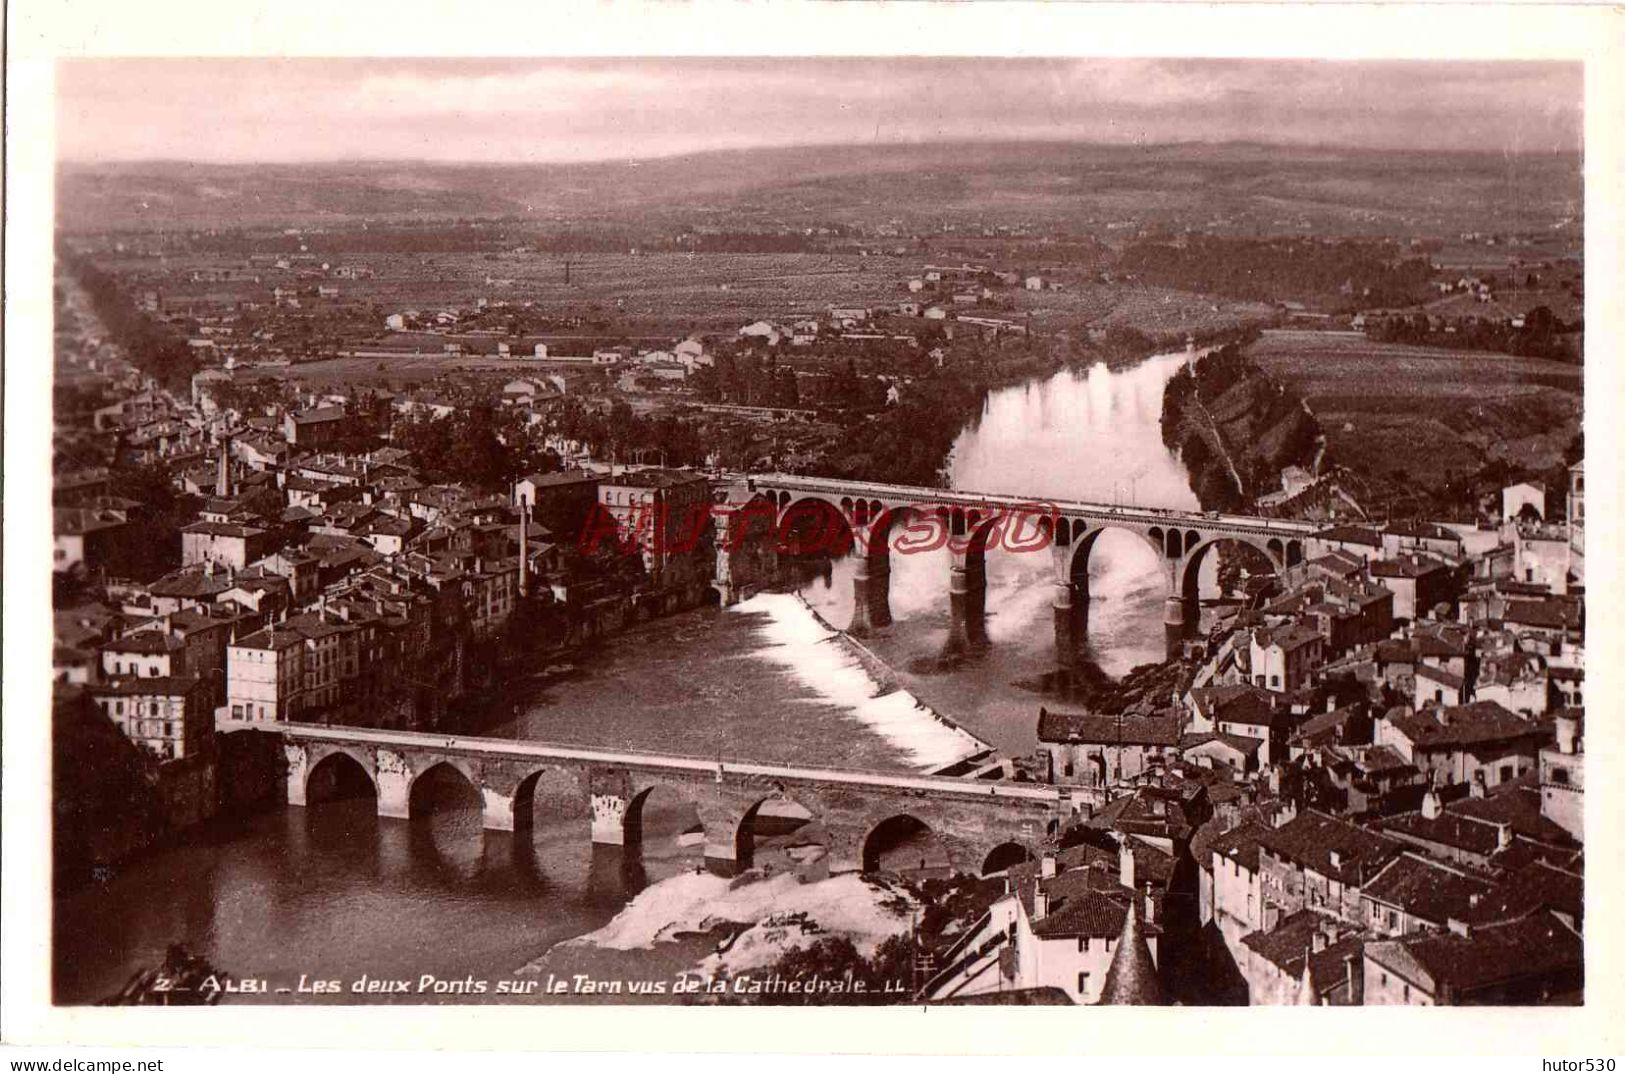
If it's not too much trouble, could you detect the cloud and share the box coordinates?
[55,58,1582,163]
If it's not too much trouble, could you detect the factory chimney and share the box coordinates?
[518,496,531,597]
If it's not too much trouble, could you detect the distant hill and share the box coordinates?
[56,141,1583,236]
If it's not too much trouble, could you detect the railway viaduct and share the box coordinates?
[732,473,1319,660]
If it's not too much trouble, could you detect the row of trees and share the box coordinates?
[63,251,203,394]
[1121,237,1436,310]
[1366,305,1580,362]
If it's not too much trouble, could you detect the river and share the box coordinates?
[53,349,1205,1005]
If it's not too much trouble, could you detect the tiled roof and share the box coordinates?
[1370,554,1448,579]
[1363,853,1499,925]
[1503,599,1578,631]
[1037,709,1182,746]
[1386,701,1547,750]
[102,632,185,654]
[1207,821,1273,874]
[1366,911,1580,995]
[1241,909,1367,984]
[1316,526,1383,546]
[1257,810,1402,885]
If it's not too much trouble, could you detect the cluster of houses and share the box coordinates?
[54,293,736,777]
[926,467,1584,1006]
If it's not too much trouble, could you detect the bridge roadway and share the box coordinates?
[743,472,1320,541]
[280,722,1065,803]
[281,722,1088,876]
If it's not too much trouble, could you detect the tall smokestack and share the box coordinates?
[216,435,233,498]
[518,496,530,597]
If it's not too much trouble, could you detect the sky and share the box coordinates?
[56,58,1583,164]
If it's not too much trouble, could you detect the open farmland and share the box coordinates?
[1245,330,1582,497]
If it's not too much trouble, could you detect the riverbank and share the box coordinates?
[1159,342,1323,513]
[514,869,918,1002]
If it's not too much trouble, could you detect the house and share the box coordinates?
[1501,482,1547,523]
[100,631,189,680]
[1369,554,1456,622]
[1037,708,1182,788]
[225,626,307,723]
[592,469,713,592]
[1512,522,1575,595]
[921,845,1164,1006]
[1382,521,1464,561]
[1239,909,1369,1005]
[282,406,349,448]
[1309,526,1384,564]
[1362,911,1581,1005]
[1539,712,1583,840]
[180,521,275,571]
[1254,810,1404,925]
[1376,776,1578,870]
[1359,852,1499,937]
[54,507,129,574]
[1414,663,1467,710]
[1374,701,1549,790]
[89,674,214,762]
[1249,621,1327,694]
[514,471,601,538]
[1206,821,1273,939]
[1185,684,1286,764]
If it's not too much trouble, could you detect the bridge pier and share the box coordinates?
[482,787,517,832]
[946,553,988,656]
[284,743,310,807]
[1161,594,1200,660]
[1052,581,1087,666]
[848,554,892,635]
[590,793,629,847]
[376,748,412,820]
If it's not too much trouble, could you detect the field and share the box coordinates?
[1245,330,1582,494]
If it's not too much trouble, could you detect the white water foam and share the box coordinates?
[549,871,914,965]
[732,591,987,772]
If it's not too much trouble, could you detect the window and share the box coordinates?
[164,722,174,737]
[1271,675,1281,688]
[114,661,123,675]
[232,704,243,719]
[1077,972,1090,994]
[149,666,160,677]
[1403,984,1410,1002]
[1500,765,1513,783]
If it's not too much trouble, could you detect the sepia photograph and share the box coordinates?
[7,5,1617,1053]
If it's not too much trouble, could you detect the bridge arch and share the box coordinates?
[733,792,822,873]
[305,748,377,806]
[623,783,707,862]
[1063,524,1165,585]
[981,841,1034,877]
[407,760,483,818]
[1178,534,1284,608]
[861,812,952,876]
[510,766,586,833]
[777,496,855,557]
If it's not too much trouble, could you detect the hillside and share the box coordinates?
[56,142,1582,236]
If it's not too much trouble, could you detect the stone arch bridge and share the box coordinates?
[736,473,1318,660]
[283,723,1090,878]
